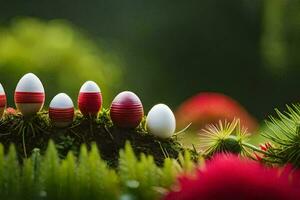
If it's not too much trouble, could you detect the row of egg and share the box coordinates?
[0,73,176,138]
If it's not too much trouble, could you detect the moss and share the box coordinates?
[0,108,194,167]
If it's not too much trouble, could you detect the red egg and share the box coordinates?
[0,83,6,118]
[110,91,144,128]
[78,81,102,116]
[49,93,74,128]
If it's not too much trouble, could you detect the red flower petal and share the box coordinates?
[176,92,258,132]
[164,154,299,200]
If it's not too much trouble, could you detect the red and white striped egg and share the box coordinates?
[49,93,74,128]
[110,91,144,129]
[0,83,7,119]
[78,81,102,116]
[14,73,45,117]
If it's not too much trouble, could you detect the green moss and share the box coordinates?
[0,108,194,167]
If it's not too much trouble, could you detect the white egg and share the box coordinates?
[14,73,45,116]
[146,104,176,138]
[15,73,44,93]
[79,81,101,93]
[0,83,5,95]
[50,93,74,108]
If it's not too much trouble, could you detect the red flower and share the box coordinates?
[254,142,272,161]
[176,93,258,132]
[164,154,300,200]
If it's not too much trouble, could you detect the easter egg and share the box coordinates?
[14,73,45,117]
[0,83,6,119]
[110,91,144,128]
[78,81,102,116]
[49,93,74,128]
[146,104,176,138]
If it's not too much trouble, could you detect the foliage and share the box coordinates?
[0,141,196,200]
[262,0,300,75]
[118,142,193,200]
[1,101,300,198]
[0,18,122,106]
[261,104,300,167]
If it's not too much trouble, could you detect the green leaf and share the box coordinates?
[0,144,5,198]
[40,140,60,199]
[178,150,195,173]
[119,141,162,200]
[160,158,181,188]
[59,152,77,199]
[21,159,36,200]
[5,145,20,199]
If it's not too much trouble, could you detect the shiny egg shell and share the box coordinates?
[78,81,102,116]
[49,93,74,128]
[110,91,144,128]
[146,104,176,138]
[0,83,6,118]
[14,73,45,117]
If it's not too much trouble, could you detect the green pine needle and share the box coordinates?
[261,104,300,167]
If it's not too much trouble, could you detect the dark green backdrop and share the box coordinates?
[1,0,299,120]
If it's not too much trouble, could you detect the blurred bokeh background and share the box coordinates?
[0,0,299,127]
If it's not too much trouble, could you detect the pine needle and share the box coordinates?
[261,104,300,167]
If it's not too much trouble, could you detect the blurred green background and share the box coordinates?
[0,0,299,120]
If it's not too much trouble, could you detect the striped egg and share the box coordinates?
[110,91,144,128]
[49,93,74,128]
[14,73,45,117]
[0,83,6,119]
[78,81,102,116]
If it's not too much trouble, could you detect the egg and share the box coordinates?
[78,81,102,116]
[0,83,7,119]
[146,104,176,138]
[110,91,144,128]
[49,93,74,128]
[14,73,45,117]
